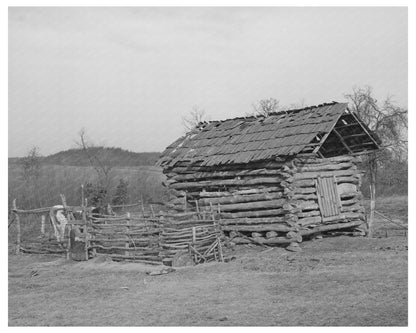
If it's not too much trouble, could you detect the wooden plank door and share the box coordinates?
[316,176,342,218]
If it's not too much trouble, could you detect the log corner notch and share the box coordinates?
[156,102,380,249]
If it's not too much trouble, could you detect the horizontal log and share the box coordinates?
[294,187,316,194]
[160,229,217,238]
[295,155,360,165]
[293,179,316,187]
[231,236,294,245]
[219,208,290,219]
[341,204,364,213]
[297,210,321,218]
[208,199,286,212]
[199,186,284,198]
[161,225,218,233]
[294,169,362,180]
[340,198,360,206]
[300,220,364,236]
[198,192,284,206]
[90,237,158,243]
[91,244,159,252]
[296,162,355,172]
[297,201,319,211]
[292,193,317,200]
[161,234,218,243]
[167,160,287,173]
[298,216,322,226]
[340,192,362,199]
[170,168,291,182]
[336,176,360,184]
[170,177,292,190]
[322,213,365,223]
[221,223,294,232]
[90,230,159,236]
[91,222,159,229]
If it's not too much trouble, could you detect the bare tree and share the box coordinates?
[345,86,408,159]
[75,128,113,204]
[344,86,408,237]
[182,105,209,132]
[252,98,280,117]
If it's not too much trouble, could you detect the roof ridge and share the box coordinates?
[197,101,344,127]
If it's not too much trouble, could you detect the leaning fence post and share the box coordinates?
[12,199,21,255]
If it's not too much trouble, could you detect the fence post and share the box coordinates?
[83,202,89,260]
[125,222,130,257]
[41,215,45,236]
[12,199,21,255]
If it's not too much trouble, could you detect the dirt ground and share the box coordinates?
[8,234,407,326]
[9,195,408,326]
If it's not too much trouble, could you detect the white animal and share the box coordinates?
[49,205,68,243]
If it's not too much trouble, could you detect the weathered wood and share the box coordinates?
[12,199,21,255]
[297,201,319,211]
[220,216,292,225]
[221,223,294,232]
[91,244,159,252]
[335,176,360,184]
[300,220,364,236]
[294,187,316,194]
[322,212,365,223]
[295,155,360,165]
[40,215,45,236]
[294,169,361,180]
[171,168,290,182]
[207,199,286,212]
[219,208,290,219]
[296,162,354,172]
[341,204,364,213]
[292,193,317,200]
[198,192,284,206]
[232,236,294,245]
[167,160,287,173]
[368,153,376,237]
[266,231,278,239]
[298,216,322,226]
[293,179,316,187]
[297,210,321,218]
[340,197,360,206]
[170,176,291,190]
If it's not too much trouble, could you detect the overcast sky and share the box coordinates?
[8,7,407,157]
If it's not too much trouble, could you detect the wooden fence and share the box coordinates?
[10,198,224,266]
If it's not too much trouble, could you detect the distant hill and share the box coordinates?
[43,147,161,167]
[9,147,161,167]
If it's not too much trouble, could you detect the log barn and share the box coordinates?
[157,102,381,246]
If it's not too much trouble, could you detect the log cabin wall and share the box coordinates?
[292,155,366,232]
[162,159,302,243]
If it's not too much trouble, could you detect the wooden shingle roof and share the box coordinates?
[158,102,379,168]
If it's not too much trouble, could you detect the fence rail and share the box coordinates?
[10,198,224,266]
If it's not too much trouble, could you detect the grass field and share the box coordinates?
[8,195,408,326]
